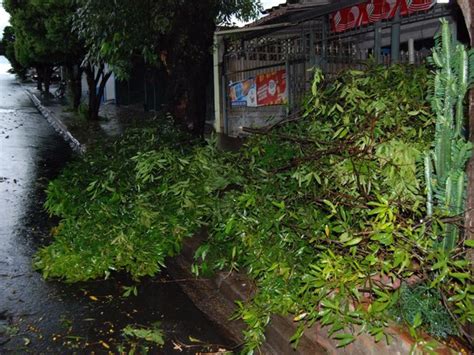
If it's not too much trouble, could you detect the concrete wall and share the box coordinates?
[81,64,116,104]
[103,69,116,103]
[226,105,287,137]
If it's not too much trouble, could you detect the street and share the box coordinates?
[0,63,233,353]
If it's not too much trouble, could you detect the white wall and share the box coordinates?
[81,64,116,104]
[103,64,116,102]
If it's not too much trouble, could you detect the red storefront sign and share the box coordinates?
[330,0,436,33]
[256,70,287,106]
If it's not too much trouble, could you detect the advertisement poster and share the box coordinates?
[256,70,287,106]
[229,78,257,107]
[330,0,436,33]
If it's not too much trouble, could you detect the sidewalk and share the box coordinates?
[23,82,154,154]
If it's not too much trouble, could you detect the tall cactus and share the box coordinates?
[425,19,474,251]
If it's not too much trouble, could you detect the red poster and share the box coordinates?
[330,0,435,33]
[256,70,287,106]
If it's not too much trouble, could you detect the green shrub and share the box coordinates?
[36,62,473,352]
[394,283,458,339]
[35,121,242,282]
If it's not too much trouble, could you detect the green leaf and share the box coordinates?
[412,312,422,328]
[450,272,470,283]
[464,239,474,248]
[344,237,362,247]
[320,298,338,310]
[430,259,446,271]
[334,333,356,347]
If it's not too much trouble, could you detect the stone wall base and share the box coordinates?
[168,236,459,354]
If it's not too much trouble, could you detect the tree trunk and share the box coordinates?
[66,64,82,110]
[43,66,52,95]
[457,0,472,41]
[167,65,212,136]
[85,66,99,121]
[84,63,112,121]
[458,1,474,339]
[164,0,217,137]
[35,65,43,92]
[187,57,212,136]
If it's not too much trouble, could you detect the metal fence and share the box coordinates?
[222,4,451,114]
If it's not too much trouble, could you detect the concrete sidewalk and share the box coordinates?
[23,82,154,154]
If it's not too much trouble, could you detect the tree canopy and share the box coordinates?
[1,25,27,78]
[74,0,262,131]
[3,0,74,67]
[3,0,83,93]
[2,0,261,126]
[75,0,261,77]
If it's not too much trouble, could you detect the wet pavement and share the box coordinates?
[0,62,234,353]
[23,82,156,152]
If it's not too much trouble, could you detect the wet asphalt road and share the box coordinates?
[0,63,233,354]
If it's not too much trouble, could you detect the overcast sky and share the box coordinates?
[0,1,8,35]
[0,0,284,36]
[262,0,285,10]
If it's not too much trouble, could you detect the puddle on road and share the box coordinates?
[0,109,16,115]
[0,73,234,354]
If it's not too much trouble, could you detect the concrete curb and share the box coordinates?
[167,237,327,354]
[23,88,86,154]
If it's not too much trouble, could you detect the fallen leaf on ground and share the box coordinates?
[188,336,204,343]
[172,340,183,352]
[99,340,110,349]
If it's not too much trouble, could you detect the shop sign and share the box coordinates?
[330,0,436,33]
[229,78,257,107]
[256,70,287,106]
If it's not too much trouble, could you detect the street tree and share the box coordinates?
[74,0,262,131]
[4,0,57,93]
[1,26,27,79]
[37,0,85,109]
[3,0,84,105]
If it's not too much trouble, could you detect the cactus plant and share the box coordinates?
[425,19,474,251]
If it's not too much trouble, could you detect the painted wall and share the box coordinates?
[103,68,116,103]
[81,64,116,104]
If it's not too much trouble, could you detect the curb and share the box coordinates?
[167,237,280,354]
[167,237,327,354]
[23,88,86,154]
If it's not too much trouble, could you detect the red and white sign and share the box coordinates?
[330,0,436,33]
[256,70,287,106]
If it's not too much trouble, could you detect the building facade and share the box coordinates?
[213,0,468,136]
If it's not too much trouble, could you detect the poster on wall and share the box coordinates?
[229,78,257,107]
[256,70,287,106]
[330,0,436,33]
